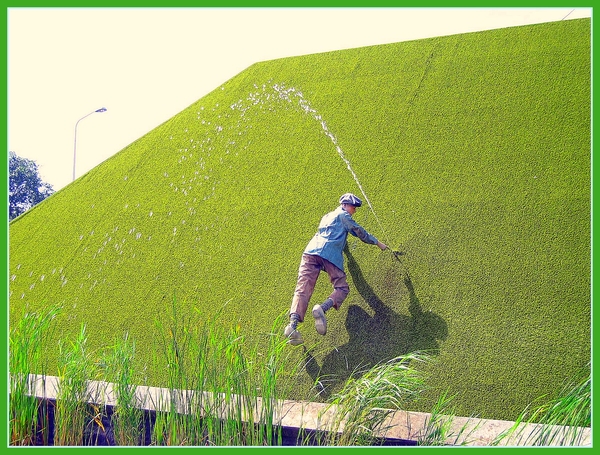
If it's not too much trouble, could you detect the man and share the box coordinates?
[284,193,388,345]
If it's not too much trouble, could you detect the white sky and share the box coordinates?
[7,7,592,191]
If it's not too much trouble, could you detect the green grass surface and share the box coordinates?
[8,18,591,421]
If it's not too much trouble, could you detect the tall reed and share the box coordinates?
[53,323,97,445]
[492,363,591,446]
[151,297,297,445]
[318,352,430,446]
[151,296,198,445]
[9,304,61,445]
[99,332,144,445]
[417,390,480,446]
[10,302,590,447]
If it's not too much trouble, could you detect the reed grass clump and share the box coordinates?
[9,304,61,445]
[54,324,97,445]
[316,352,429,446]
[149,298,299,445]
[8,303,590,446]
[417,390,481,446]
[492,363,591,446]
[99,333,144,445]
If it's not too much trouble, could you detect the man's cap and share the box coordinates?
[339,193,362,207]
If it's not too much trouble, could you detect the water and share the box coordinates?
[272,83,392,246]
[12,81,394,303]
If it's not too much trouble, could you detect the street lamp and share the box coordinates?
[72,107,107,181]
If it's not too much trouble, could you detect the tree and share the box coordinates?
[9,151,54,221]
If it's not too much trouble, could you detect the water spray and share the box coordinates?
[235,82,405,259]
[273,83,394,248]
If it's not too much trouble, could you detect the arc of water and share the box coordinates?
[273,83,392,247]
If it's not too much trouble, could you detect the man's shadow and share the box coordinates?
[303,247,448,400]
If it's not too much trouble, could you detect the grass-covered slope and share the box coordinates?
[9,18,590,421]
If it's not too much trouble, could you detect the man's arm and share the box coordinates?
[342,212,387,250]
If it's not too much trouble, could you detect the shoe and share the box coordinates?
[284,324,304,346]
[312,304,327,335]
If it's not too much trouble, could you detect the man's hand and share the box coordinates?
[377,241,388,251]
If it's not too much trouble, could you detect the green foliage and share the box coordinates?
[9,304,61,445]
[492,363,591,446]
[8,18,591,421]
[321,353,430,446]
[8,151,54,220]
[99,333,143,446]
[54,324,96,445]
[149,298,296,446]
[9,305,589,446]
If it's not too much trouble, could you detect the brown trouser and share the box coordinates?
[290,254,350,322]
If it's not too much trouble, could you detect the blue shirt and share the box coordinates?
[304,206,379,271]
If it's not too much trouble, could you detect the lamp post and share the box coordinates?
[73,107,107,181]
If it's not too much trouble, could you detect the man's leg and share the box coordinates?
[312,259,349,335]
[286,254,321,345]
